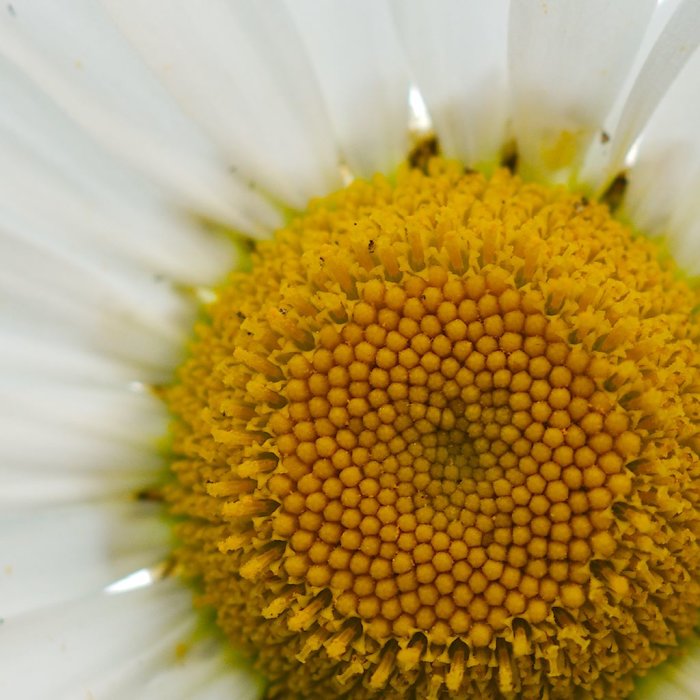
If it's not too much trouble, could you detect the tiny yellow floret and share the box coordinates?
[166,158,700,700]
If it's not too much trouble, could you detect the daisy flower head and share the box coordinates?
[2,1,700,699]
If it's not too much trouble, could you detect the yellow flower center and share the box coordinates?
[165,158,700,699]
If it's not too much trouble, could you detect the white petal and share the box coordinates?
[630,637,700,700]
[0,579,199,700]
[0,0,281,231]
[1,381,166,449]
[0,382,166,507]
[0,180,184,502]
[109,637,261,700]
[605,0,700,183]
[0,241,190,373]
[0,500,169,617]
[392,0,509,168]
[101,0,343,208]
[2,270,168,359]
[0,326,146,386]
[508,0,656,182]
[288,0,412,178]
[622,44,700,274]
[0,119,220,374]
[0,433,159,506]
[0,54,271,274]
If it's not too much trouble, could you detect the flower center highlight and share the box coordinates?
[165,158,700,699]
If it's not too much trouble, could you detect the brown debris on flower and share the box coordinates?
[166,158,700,699]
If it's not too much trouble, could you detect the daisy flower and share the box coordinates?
[2,1,700,698]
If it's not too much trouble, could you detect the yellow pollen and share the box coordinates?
[165,157,700,699]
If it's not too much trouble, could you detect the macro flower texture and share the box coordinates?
[3,0,700,698]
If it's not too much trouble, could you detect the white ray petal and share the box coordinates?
[0,0,281,231]
[0,231,193,349]
[392,0,509,168]
[0,445,159,508]
[1,381,167,447]
[622,46,700,274]
[101,0,343,209]
[604,0,700,187]
[0,57,268,280]
[0,327,147,386]
[0,304,177,388]
[0,500,169,617]
[105,637,261,700]
[288,0,412,179]
[0,243,191,373]
[0,380,167,508]
[508,0,655,182]
[0,579,225,700]
[0,129,219,374]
